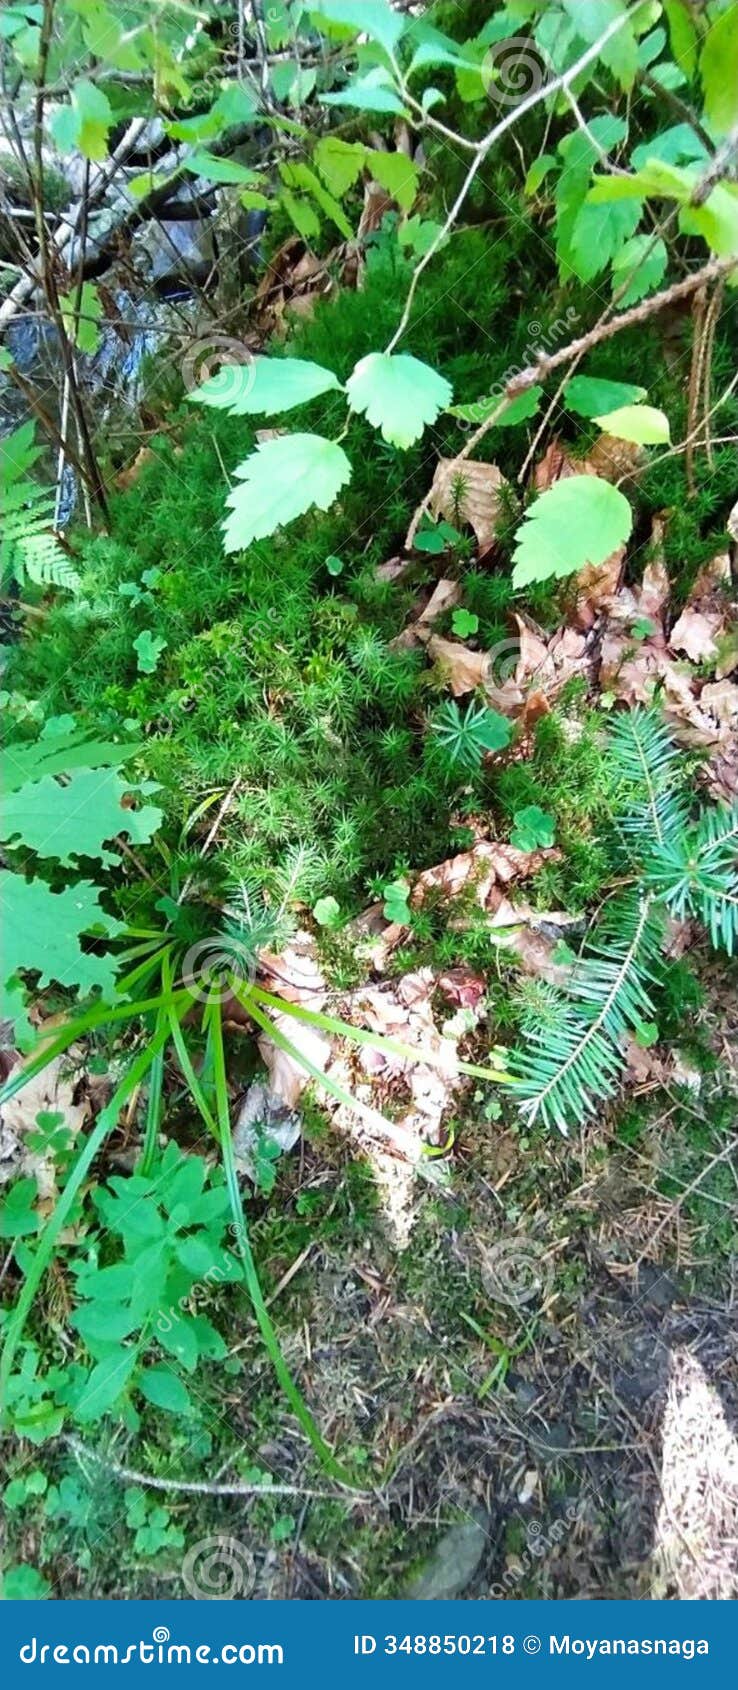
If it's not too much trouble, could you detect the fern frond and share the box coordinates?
[608,707,687,854]
[507,893,664,1135]
[646,801,738,954]
[0,481,79,593]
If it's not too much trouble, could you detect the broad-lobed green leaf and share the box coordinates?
[223,434,352,553]
[0,873,120,1000]
[1,768,162,867]
[346,352,452,447]
[314,135,367,197]
[511,475,633,589]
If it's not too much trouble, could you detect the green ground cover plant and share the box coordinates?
[1,0,738,1601]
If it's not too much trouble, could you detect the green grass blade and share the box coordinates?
[241,989,420,1154]
[0,987,191,1111]
[205,997,358,1488]
[137,1012,166,1176]
[161,953,218,1137]
[249,983,510,1083]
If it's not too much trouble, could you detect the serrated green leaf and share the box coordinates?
[680,182,738,257]
[525,153,557,195]
[314,136,367,197]
[450,388,542,428]
[564,374,647,417]
[594,403,670,444]
[588,157,694,202]
[561,0,637,89]
[346,352,452,447]
[611,233,667,304]
[663,0,697,76]
[183,152,261,186]
[138,1366,193,1415]
[50,79,112,160]
[311,0,406,57]
[566,197,641,282]
[74,1349,137,1421]
[407,38,483,77]
[279,160,353,236]
[320,75,407,115]
[700,2,738,135]
[279,186,321,242]
[224,434,352,553]
[71,1303,137,1345]
[190,355,341,416]
[1,767,161,867]
[511,476,633,589]
[157,1316,199,1373]
[368,150,419,212]
[555,117,628,278]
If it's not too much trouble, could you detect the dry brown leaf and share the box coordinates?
[258,932,326,1007]
[114,446,154,491]
[412,839,559,910]
[488,899,574,986]
[691,550,732,601]
[587,432,644,484]
[572,548,625,631]
[392,577,460,650]
[669,606,721,664]
[375,555,410,583]
[661,662,723,742]
[438,968,487,1009]
[1,1055,87,1202]
[514,616,554,687]
[428,457,507,553]
[258,1015,330,1109]
[700,678,738,729]
[622,1034,671,1087]
[357,179,396,240]
[426,634,490,695]
[637,559,671,623]
[533,440,591,490]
